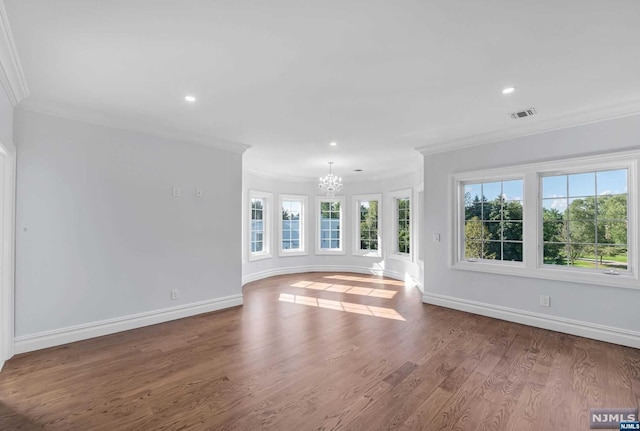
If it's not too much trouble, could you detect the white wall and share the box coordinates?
[13,109,243,351]
[242,166,424,288]
[422,113,640,347]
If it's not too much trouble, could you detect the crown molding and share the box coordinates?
[0,1,28,106]
[18,99,251,154]
[417,98,640,156]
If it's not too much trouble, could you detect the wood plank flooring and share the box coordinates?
[1,272,639,430]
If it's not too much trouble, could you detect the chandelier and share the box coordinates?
[318,162,343,198]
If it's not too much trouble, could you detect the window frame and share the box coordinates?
[248,190,273,261]
[451,150,639,289]
[316,196,346,255]
[388,189,413,262]
[416,183,425,265]
[536,158,635,277]
[352,194,382,257]
[278,194,308,257]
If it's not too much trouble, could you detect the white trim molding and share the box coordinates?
[17,103,250,154]
[0,1,28,105]
[423,292,640,349]
[0,128,15,365]
[14,294,243,354]
[416,99,640,156]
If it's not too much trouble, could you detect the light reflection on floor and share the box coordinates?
[278,293,406,321]
[289,281,397,299]
[322,274,405,286]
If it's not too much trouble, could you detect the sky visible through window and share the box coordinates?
[464,180,523,203]
[542,169,627,212]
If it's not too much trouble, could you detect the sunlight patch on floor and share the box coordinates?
[278,293,405,321]
[289,281,397,298]
[322,274,405,286]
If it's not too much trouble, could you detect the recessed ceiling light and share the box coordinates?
[330,141,337,146]
[184,95,196,102]
[502,87,516,95]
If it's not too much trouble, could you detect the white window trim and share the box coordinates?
[278,194,308,257]
[416,183,424,265]
[248,190,273,262]
[352,194,382,257]
[451,150,640,289]
[316,196,346,255]
[388,189,413,262]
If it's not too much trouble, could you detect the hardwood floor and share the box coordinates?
[1,272,639,430]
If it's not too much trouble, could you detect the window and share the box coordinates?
[541,169,628,272]
[353,194,381,256]
[316,197,345,254]
[250,198,264,253]
[417,185,424,262]
[452,150,638,288]
[248,190,272,260]
[280,195,307,256]
[389,189,412,259]
[397,198,411,254]
[463,179,523,262]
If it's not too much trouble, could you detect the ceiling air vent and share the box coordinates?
[510,108,537,119]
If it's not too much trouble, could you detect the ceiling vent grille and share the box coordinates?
[510,108,537,119]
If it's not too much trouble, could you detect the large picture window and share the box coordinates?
[542,169,628,272]
[453,150,637,288]
[463,179,523,262]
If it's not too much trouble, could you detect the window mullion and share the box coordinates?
[523,171,538,270]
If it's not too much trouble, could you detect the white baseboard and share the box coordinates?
[14,294,243,354]
[0,359,4,372]
[423,292,640,349]
[242,265,421,289]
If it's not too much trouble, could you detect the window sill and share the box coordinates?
[452,260,640,289]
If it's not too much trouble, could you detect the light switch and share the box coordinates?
[172,187,181,197]
[433,233,440,242]
[196,188,202,197]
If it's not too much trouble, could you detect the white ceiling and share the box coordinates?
[5,0,640,180]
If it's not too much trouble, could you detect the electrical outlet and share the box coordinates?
[172,187,181,197]
[540,295,550,307]
[171,289,180,300]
